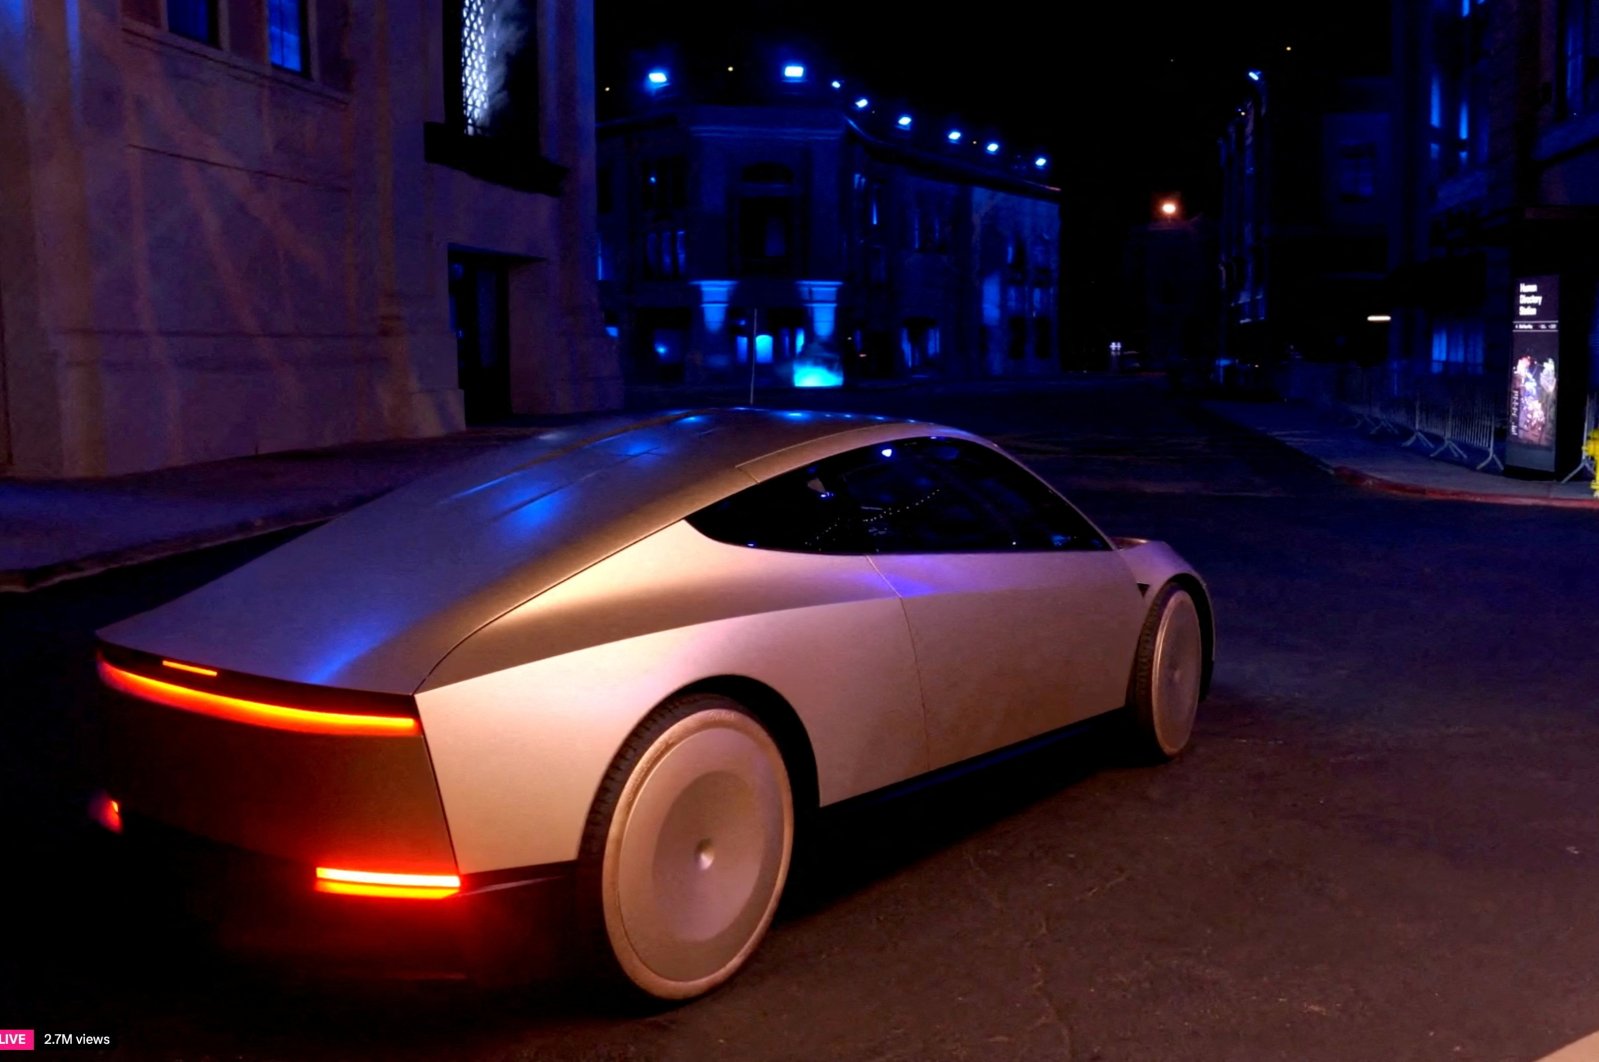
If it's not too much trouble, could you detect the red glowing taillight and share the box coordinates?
[89,791,122,834]
[97,655,419,738]
[313,866,461,900]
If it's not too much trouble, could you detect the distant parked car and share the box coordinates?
[94,408,1214,1001]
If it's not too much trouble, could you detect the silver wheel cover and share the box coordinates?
[1150,591,1203,757]
[602,708,793,999]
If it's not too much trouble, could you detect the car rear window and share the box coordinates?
[686,462,866,553]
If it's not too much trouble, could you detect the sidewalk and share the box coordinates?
[0,428,554,592]
[1202,399,1599,509]
[1,389,1593,592]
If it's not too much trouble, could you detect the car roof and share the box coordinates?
[100,409,977,694]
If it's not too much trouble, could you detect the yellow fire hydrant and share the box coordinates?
[1587,430,1599,497]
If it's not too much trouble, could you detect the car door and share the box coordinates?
[682,453,933,798]
[838,437,1146,772]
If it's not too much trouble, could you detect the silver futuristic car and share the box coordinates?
[94,408,1213,1001]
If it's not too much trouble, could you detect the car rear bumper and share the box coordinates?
[111,812,578,983]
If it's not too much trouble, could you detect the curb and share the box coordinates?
[0,496,378,594]
[1330,466,1599,509]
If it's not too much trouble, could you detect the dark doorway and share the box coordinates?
[449,251,511,423]
[903,316,940,372]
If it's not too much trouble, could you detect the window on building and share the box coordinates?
[426,0,555,192]
[166,0,217,44]
[597,165,614,214]
[739,199,793,271]
[1031,238,1054,283]
[1430,317,1485,375]
[737,162,799,275]
[632,309,692,385]
[910,193,948,253]
[454,0,538,138]
[866,244,886,286]
[1005,234,1028,276]
[268,0,308,72]
[641,229,687,280]
[902,318,940,370]
[1335,142,1378,201]
[1007,316,1028,360]
[1559,0,1595,117]
[641,157,688,216]
[743,162,793,184]
[1432,0,1488,179]
[1034,317,1053,360]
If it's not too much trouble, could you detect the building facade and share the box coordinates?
[0,0,619,477]
[1217,67,1394,378]
[595,58,1061,390]
[1389,0,1599,473]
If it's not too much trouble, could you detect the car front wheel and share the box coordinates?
[578,693,794,1002]
[1127,583,1205,760]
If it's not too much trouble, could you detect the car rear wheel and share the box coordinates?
[1127,583,1204,760]
[578,693,794,1002]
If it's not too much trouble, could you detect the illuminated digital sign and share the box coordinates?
[1506,275,1560,473]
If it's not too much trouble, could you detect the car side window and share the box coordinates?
[907,438,1111,552]
[836,442,1016,552]
[686,436,1108,556]
[685,459,867,553]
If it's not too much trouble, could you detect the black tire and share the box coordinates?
[576,693,794,1002]
[1126,583,1205,761]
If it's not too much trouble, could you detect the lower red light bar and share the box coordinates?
[314,866,461,900]
[98,658,419,737]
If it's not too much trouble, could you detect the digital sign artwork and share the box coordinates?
[1506,275,1560,472]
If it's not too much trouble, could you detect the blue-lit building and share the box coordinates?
[1388,0,1599,468]
[0,0,618,476]
[595,52,1062,389]
[1217,66,1394,375]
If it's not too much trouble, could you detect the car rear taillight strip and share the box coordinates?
[314,866,461,899]
[98,659,420,737]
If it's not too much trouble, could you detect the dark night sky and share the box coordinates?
[595,1,1392,226]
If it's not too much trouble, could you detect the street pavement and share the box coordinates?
[3,376,1599,1061]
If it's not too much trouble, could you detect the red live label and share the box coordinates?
[0,1030,33,1050]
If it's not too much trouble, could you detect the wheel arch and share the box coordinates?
[1165,574,1215,699]
[668,675,821,819]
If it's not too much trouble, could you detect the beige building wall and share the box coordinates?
[0,0,619,477]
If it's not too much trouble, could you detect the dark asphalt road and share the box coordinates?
[5,377,1599,1061]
